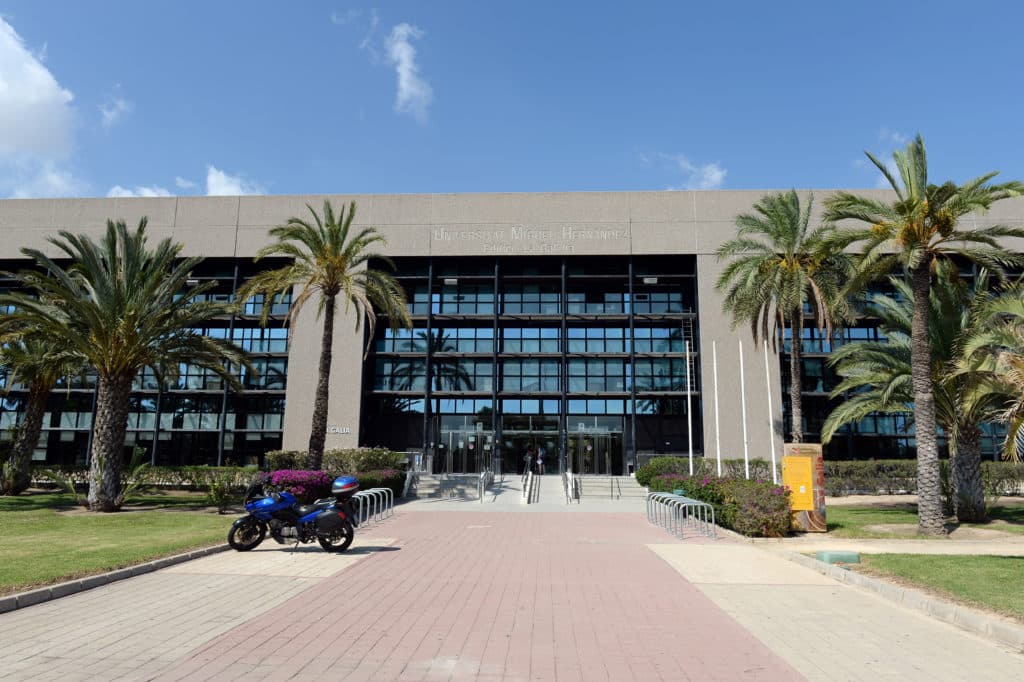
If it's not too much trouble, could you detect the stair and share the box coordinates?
[576,475,649,500]
[408,474,482,500]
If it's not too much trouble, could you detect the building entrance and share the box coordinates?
[503,431,559,475]
[567,431,623,475]
[434,428,494,475]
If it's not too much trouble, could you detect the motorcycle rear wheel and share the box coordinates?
[228,518,266,551]
[318,520,354,552]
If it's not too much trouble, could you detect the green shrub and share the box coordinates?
[207,471,245,513]
[650,473,791,538]
[264,450,311,470]
[636,457,691,486]
[323,448,406,474]
[352,468,405,498]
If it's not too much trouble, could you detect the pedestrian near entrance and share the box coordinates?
[523,444,536,476]
[537,445,546,475]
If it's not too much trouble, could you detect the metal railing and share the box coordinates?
[562,468,579,504]
[402,470,416,498]
[646,492,716,539]
[352,487,395,526]
[521,471,533,504]
[478,468,493,503]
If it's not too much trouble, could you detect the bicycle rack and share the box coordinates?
[352,488,394,527]
[646,492,716,539]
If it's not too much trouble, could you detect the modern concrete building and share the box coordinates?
[2,191,1021,471]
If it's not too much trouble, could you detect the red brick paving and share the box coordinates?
[165,512,801,681]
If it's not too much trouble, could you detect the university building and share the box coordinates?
[1,191,1020,471]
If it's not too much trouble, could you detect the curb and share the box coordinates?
[780,550,1024,652]
[0,544,230,615]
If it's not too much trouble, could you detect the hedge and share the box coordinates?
[32,465,259,491]
[265,447,407,473]
[650,473,792,537]
[637,457,1024,499]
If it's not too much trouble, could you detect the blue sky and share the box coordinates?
[2,1,1023,198]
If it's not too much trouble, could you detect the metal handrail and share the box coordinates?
[521,471,533,504]
[646,492,716,539]
[563,468,578,504]
[478,468,492,503]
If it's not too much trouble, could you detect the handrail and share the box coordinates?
[521,471,533,504]
[646,492,716,539]
[402,470,416,499]
[478,468,492,503]
[563,468,578,504]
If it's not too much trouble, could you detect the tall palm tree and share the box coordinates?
[239,201,411,468]
[822,267,998,521]
[0,337,83,495]
[716,190,852,442]
[958,282,1024,462]
[824,134,1024,534]
[0,219,249,511]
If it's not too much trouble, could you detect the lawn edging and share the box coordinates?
[781,550,1024,651]
[0,543,229,614]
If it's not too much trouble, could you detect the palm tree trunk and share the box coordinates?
[789,309,804,443]
[952,424,986,523]
[307,292,336,468]
[910,265,946,535]
[1,381,50,495]
[87,373,133,512]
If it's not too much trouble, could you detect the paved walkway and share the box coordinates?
[2,499,1023,681]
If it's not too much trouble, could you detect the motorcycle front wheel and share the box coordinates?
[228,517,266,551]
[318,520,354,552]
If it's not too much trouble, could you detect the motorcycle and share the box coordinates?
[228,475,360,553]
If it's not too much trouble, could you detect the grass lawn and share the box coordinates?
[826,502,1024,538]
[0,491,236,595]
[859,554,1024,620]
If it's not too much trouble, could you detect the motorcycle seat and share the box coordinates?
[295,500,334,517]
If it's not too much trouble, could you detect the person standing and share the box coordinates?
[537,445,546,475]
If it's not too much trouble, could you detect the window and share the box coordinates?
[502,359,560,392]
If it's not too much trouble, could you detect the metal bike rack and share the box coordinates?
[352,488,394,526]
[646,492,716,539]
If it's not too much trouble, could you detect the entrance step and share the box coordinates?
[576,476,648,500]
[408,474,482,500]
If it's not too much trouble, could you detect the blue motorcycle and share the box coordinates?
[228,475,360,553]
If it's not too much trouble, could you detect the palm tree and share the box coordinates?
[716,190,852,442]
[822,266,998,521]
[958,282,1024,462]
[0,337,83,495]
[0,219,249,511]
[239,201,411,468]
[824,134,1024,534]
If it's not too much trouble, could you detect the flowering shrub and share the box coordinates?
[269,469,333,503]
[650,474,791,537]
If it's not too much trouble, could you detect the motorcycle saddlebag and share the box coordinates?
[315,508,346,533]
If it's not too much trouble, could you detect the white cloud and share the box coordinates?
[665,154,727,190]
[0,18,74,157]
[99,94,133,129]
[106,184,171,198]
[854,127,910,188]
[206,165,264,196]
[8,159,87,198]
[330,9,362,25]
[384,23,432,122]
[175,176,196,190]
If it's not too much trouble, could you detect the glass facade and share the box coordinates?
[361,256,702,475]
[0,258,291,467]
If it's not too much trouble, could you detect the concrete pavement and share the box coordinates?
[1,494,1023,681]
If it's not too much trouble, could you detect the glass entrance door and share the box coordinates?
[435,429,493,474]
[503,431,559,475]
[568,431,624,475]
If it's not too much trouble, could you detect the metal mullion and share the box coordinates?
[421,259,435,459]
[492,258,500,474]
[560,256,567,473]
[628,257,637,474]
[217,261,239,466]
